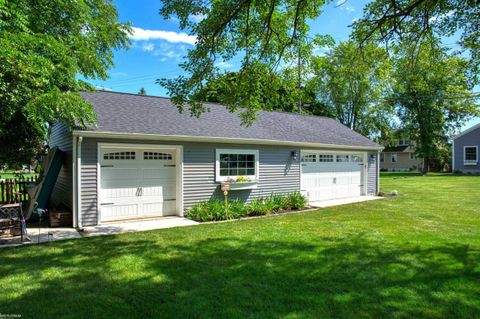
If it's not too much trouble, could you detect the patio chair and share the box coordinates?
[0,180,25,241]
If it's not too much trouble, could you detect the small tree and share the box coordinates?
[138,87,147,95]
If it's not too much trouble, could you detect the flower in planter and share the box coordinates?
[235,176,251,183]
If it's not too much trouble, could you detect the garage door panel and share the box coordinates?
[102,187,138,200]
[141,185,176,198]
[102,204,139,221]
[301,152,365,202]
[143,201,176,216]
[100,146,178,222]
[142,168,176,179]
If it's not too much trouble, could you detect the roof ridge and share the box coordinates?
[86,90,335,122]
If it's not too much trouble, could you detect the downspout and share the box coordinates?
[77,136,83,230]
[72,136,77,228]
[377,151,380,194]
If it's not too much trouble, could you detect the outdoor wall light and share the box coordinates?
[291,151,298,160]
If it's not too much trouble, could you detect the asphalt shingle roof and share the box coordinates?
[79,91,381,149]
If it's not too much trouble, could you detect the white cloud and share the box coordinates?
[130,26,196,45]
[429,10,455,24]
[215,61,233,69]
[141,42,155,52]
[336,0,355,12]
[189,13,207,23]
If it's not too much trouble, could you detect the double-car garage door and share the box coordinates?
[301,152,365,202]
[99,146,178,222]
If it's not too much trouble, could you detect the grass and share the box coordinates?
[1,172,479,318]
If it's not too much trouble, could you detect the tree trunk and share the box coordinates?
[422,157,429,175]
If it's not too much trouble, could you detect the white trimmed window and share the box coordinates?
[464,146,478,165]
[380,153,385,162]
[409,153,416,160]
[216,149,259,182]
[391,153,398,163]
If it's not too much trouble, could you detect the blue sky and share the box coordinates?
[89,0,479,130]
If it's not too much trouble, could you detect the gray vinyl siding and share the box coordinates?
[79,139,98,226]
[367,152,378,194]
[183,144,300,207]
[48,122,73,209]
[454,127,480,173]
[78,137,379,225]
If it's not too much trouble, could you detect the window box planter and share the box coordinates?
[220,181,258,191]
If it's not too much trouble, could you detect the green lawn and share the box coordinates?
[1,173,479,318]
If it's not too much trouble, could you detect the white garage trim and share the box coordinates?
[300,149,368,202]
[96,143,183,224]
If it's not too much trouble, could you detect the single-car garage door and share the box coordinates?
[300,152,365,202]
[99,146,178,222]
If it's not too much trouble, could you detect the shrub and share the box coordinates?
[186,193,308,222]
[226,199,247,219]
[286,192,307,210]
[246,198,267,216]
[187,199,226,222]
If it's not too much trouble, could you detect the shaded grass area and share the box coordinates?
[1,173,479,318]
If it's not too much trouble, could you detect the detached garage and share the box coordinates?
[49,91,382,227]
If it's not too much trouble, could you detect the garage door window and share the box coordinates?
[318,154,334,162]
[216,149,259,181]
[144,152,173,160]
[302,154,317,162]
[103,151,136,160]
[336,155,350,162]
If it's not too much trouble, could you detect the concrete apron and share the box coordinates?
[0,217,198,248]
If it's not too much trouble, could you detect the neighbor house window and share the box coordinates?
[391,153,397,163]
[216,149,259,181]
[409,153,416,160]
[301,154,317,162]
[380,153,385,162]
[318,154,334,162]
[464,146,478,165]
[398,138,410,146]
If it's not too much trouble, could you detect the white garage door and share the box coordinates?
[99,147,177,222]
[301,152,365,202]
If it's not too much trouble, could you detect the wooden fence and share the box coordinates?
[0,177,37,205]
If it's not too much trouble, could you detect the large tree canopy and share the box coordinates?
[353,0,480,83]
[0,0,130,165]
[311,40,393,138]
[392,39,478,174]
[158,0,332,124]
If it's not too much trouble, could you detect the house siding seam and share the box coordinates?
[367,152,378,194]
[48,122,73,209]
[453,127,480,172]
[78,137,379,225]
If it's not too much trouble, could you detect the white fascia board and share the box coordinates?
[72,130,384,151]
